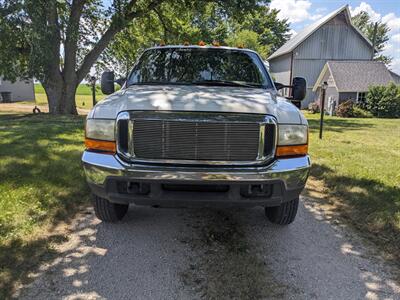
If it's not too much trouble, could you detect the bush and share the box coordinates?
[336,100,354,117]
[366,83,400,118]
[308,101,320,114]
[353,105,373,118]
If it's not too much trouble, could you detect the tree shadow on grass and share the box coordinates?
[304,163,400,266]
[307,117,375,133]
[0,114,90,298]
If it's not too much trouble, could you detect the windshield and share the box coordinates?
[127,48,273,88]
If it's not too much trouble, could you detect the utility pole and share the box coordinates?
[371,22,378,60]
[319,81,328,139]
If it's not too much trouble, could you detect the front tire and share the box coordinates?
[92,194,129,222]
[265,197,299,225]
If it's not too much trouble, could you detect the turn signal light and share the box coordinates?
[85,138,116,153]
[276,144,308,157]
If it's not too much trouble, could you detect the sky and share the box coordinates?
[269,0,400,73]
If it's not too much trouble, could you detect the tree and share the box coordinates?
[232,6,290,53]
[352,11,391,64]
[225,30,270,59]
[105,2,290,75]
[0,0,261,114]
[102,2,229,77]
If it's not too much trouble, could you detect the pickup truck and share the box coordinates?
[82,45,310,225]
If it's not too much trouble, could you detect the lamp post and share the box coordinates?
[319,81,328,139]
[90,76,96,107]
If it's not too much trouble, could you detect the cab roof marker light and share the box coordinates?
[198,40,206,46]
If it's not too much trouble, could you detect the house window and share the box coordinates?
[357,92,366,103]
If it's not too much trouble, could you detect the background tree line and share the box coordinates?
[0,0,393,115]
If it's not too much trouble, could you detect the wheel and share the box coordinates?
[265,197,299,225]
[92,194,129,222]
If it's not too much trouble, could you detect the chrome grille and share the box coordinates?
[133,120,260,161]
[116,111,276,165]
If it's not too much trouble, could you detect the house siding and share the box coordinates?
[268,53,292,85]
[268,9,373,108]
[314,71,339,109]
[0,77,35,102]
[293,18,372,108]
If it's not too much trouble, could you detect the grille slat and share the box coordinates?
[132,119,260,161]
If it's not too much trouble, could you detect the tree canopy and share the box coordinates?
[0,0,290,114]
[105,3,291,76]
[352,11,391,64]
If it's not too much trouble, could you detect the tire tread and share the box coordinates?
[92,194,128,222]
[265,197,299,225]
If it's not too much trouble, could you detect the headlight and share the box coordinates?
[85,119,115,141]
[85,119,116,153]
[278,124,308,145]
[276,124,308,157]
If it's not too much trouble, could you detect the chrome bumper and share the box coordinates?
[82,151,311,191]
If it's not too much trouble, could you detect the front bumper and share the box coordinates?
[82,151,311,208]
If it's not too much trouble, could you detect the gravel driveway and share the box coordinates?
[16,197,400,300]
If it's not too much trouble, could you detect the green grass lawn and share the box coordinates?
[0,112,399,297]
[33,83,106,109]
[305,112,400,261]
[0,113,89,297]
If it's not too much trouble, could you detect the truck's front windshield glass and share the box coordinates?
[127,48,273,88]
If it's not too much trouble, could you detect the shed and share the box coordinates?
[0,77,35,102]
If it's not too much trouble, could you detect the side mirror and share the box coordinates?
[292,77,306,101]
[115,77,126,87]
[274,82,285,90]
[101,71,115,95]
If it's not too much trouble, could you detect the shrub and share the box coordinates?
[366,83,400,118]
[336,100,354,117]
[353,105,373,118]
[308,101,320,114]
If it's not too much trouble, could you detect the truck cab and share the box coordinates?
[82,45,310,225]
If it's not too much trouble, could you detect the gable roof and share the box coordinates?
[268,5,373,61]
[313,61,398,92]
[389,70,400,84]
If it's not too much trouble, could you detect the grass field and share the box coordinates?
[305,112,400,261]
[0,113,89,297]
[33,83,106,109]
[0,112,399,297]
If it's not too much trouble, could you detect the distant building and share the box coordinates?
[0,77,35,102]
[313,61,400,108]
[268,5,378,108]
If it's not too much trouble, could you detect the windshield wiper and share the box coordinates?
[192,80,263,88]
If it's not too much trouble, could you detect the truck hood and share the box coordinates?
[92,85,304,124]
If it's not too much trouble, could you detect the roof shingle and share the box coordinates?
[320,61,398,92]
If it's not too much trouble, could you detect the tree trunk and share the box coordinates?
[43,78,78,115]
